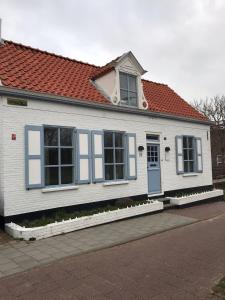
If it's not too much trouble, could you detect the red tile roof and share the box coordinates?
[0,40,207,121]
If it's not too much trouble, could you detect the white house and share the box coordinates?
[0,38,218,227]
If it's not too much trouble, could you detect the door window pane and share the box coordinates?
[45,167,59,185]
[44,128,58,146]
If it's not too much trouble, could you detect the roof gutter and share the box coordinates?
[0,86,212,126]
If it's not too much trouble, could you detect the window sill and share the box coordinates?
[103,180,129,187]
[42,185,79,193]
[182,173,198,177]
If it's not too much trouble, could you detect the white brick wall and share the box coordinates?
[0,96,212,217]
[0,97,4,215]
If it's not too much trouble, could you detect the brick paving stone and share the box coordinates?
[0,200,222,298]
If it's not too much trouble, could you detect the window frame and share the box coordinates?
[182,135,196,173]
[44,125,75,187]
[103,130,125,181]
[119,72,138,107]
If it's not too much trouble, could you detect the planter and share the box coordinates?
[170,189,224,206]
[5,200,163,241]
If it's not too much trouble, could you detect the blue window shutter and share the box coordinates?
[76,129,91,184]
[175,136,184,174]
[25,125,44,189]
[91,131,104,182]
[126,133,137,180]
[195,137,203,173]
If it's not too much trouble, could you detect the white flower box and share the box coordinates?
[5,200,163,241]
[170,189,224,206]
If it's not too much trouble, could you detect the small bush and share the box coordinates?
[18,198,148,228]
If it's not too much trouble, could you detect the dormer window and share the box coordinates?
[119,72,138,107]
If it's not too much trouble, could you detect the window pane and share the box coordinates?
[61,148,73,165]
[104,132,113,147]
[104,149,114,163]
[188,137,193,148]
[119,73,128,90]
[183,137,187,148]
[44,128,58,146]
[189,149,194,160]
[105,165,114,180]
[183,149,188,160]
[120,90,128,105]
[45,167,59,185]
[61,167,73,184]
[60,128,73,146]
[129,92,137,106]
[189,161,194,172]
[184,161,188,173]
[128,75,137,92]
[115,133,123,147]
[45,148,58,165]
[115,149,124,163]
[116,165,124,179]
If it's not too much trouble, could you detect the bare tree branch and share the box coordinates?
[192,95,225,126]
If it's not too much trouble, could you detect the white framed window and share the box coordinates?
[119,72,138,107]
[183,136,195,173]
[104,131,125,180]
[44,126,74,186]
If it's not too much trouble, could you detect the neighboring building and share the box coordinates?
[0,39,214,226]
[211,126,225,179]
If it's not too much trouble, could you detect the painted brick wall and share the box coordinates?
[0,98,3,215]
[0,96,212,217]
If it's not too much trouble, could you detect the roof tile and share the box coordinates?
[0,40,207,121]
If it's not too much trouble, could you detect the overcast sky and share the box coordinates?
[1,0,225,103]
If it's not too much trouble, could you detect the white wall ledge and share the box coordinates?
[182,173,198,177]
[170,189,223,206]
[5,200,163,240]
[103,180,129,187]
[42,185,79,193]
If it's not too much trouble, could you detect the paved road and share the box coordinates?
[0,202,225,299]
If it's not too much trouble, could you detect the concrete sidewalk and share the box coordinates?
[0,203,225,299]
[0,212,196,278]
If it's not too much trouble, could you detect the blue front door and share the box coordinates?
[147,143,161,194]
